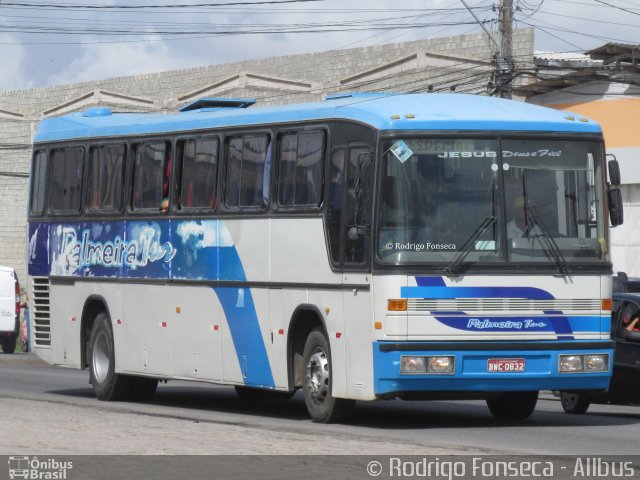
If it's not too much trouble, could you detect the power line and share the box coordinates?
[329,0,471,49]
[593,0,640,16]
[0,20,490,44]
[547,0,639,9]
[531,9,640,28]
[523,17,637,45]
[520,21,585,50]
[0,0,323,9]
[0,14,482,35]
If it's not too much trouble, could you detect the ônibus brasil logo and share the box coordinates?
[8,456,73,480]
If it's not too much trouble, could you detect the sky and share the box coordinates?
[0,0,638,93]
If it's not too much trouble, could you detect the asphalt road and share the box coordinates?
[2,353,640,456]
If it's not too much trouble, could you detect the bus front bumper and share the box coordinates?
[373,340,614,396]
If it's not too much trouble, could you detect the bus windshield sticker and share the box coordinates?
[389,140,413,163]
[502,149,563,158]
[475,240,495,251]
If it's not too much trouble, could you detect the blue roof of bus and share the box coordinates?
[33,92,602,143]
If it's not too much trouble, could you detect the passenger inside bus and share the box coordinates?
[506,196,542,239]
[161,152,172,213]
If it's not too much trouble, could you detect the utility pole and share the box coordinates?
[497,0,514,98]
[460,0,514,98]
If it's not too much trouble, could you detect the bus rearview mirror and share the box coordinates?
[608,188,624,227]
[608,158,621,186]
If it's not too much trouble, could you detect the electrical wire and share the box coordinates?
[593,0,640,17]
[0,0,324,9]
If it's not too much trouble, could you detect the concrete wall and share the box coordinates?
[0,29,534,282]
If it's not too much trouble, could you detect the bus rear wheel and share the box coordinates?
[486,391,538,420]
[89,312,132,401]
[302,328,354,423]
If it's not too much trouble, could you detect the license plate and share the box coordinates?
[488,358,525,373]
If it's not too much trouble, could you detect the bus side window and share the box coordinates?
[49,147,84,213]
[132,141,170,212]
[225,134,269,209]
[326,148,345,264]
[88,144,126,212]
[278,131,325,207]
[344,147,371,264]
[30,150,48,215]
[178,138,218,211]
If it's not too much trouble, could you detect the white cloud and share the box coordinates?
[46,36,202,86]
[0,35,32,92]
[3,0,638,90]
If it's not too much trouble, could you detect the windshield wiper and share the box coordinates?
[445,216,496,276]
[525,205,568,275]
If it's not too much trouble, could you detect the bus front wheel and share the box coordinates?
[302,328,354,423]
[88,312,132,401]
[486,391,538,420]
[560,392,591,414]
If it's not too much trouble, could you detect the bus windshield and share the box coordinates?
[377,137,608,268]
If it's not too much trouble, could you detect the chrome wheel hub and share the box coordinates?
[306,348,329,404]
[92,331,110,384]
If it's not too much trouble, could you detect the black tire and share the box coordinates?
[88,312,132,401]
[486,391,539,420]
[302,328,355,423]
[128,377,159,402]
[234,385,296,400]
[1,336,17,354]
[560,392,591,414]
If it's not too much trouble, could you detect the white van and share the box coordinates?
[0,266,19,353]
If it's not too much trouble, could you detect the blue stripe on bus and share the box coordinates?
[213,286,275,388]
[415,276,447,287]
[209,233,274,388]
[407,277,577,339]
[402,285,554,300]
[544,310,574,337]
[209,235,274,387]
[430,314,600,334]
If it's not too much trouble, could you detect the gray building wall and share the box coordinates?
[0,28,534,282]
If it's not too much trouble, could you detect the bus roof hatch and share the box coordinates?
[179,97,256,112]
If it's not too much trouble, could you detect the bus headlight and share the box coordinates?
[559,355,583,372]
[583,354,609,372]
[401,356,455,374]
[401,356,427,374]
[559,354,609,373]
[428,356,455,374]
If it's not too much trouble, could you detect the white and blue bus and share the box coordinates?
[27,93,623,422]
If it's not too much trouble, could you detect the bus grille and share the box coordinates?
[406,298,602,312]
[32,278,51,347]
